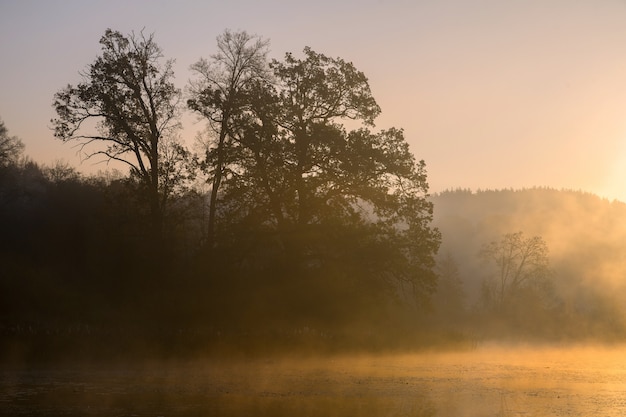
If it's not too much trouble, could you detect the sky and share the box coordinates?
[2,0,626,201]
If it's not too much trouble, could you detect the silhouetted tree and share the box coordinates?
[207,47,440,313]
[0,119,24,167]
[479,231,551,312]
[267,47,381,228]
[43,160,81,183]
[51,29,182,239]
[188,29,270,249]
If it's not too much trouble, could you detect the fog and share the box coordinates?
[4,344,626,416]
[431,188,626,342]
[3,19,626,414]
[4,181,626,414]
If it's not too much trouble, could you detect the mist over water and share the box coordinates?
[4,20,626,416]
[3,344,626,416]
[3,183,626,415]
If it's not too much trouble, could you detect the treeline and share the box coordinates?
[5,150,626,359]
[0,160,193,357]
[0,148,443,360]
[1,28,444,360]
[3,28,626,361]
[0,158,381,358]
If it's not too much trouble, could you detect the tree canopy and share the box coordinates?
[0,119,24,167]
[479,231,552,312]
[4,29,626,359]
[189,38,441,315]
[35,28,443,349]
[188,30,270,248]
[51,29,182,238]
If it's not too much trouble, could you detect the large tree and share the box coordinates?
[187,30,270,249]
[52,29,181,239]
[209,47,441,309]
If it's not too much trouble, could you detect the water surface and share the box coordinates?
[2,345,625,416]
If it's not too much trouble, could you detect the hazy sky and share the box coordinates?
[2,0,626,201]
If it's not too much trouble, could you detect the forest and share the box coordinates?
[2,29,626,361]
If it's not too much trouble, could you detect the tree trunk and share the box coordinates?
[149,139,163,242]
[294,129,309,227]
[206,125,228,250]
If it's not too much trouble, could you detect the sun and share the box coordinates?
[598,139,626,203]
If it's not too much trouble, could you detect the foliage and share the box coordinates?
[5,27,626,356]
[43,160,81,183]
[479,231,551,312]
[188,30,270,247]
[51,29,183,238]
[1,29,450,357]
[0,119,24,167]
[194,45,441,314]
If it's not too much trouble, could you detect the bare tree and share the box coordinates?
[187,29,270,249]
[479,231,550,310]
[43,160,80,183]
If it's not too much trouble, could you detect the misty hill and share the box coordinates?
[430,188,626,338]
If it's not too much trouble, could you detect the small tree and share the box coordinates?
[43,160,81,183]
[479,231,551,312]
[52,29,181,239]
[0,119,24,167]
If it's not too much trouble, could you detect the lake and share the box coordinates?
[2,344,626,416]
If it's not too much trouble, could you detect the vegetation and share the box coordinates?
[479,232,552,313]
[3,29,626,361]
[51,29,183,240]
[431,188,626,341]
[1,29,442,360]
[0,119,24,167]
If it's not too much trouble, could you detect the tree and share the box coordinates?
[479,231,551,311]
[43,160,81,183]
[269,47,381,228]
[188,29,270,249]
[207,47,441,310]
[51,29,181,239]
[433,253,467,320]
[0,119,24,167]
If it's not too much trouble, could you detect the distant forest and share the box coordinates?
[431,188,626,342]
[2,29,626,361]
